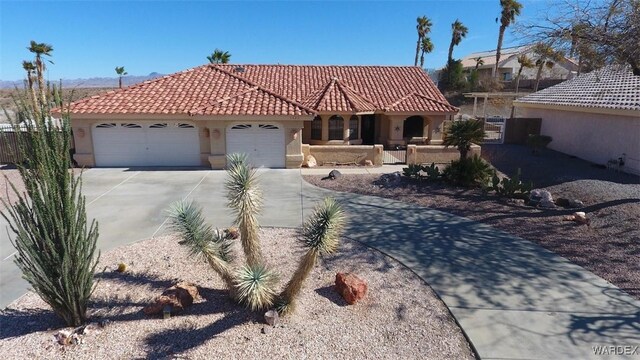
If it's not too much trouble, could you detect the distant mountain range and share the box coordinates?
[0,72,165,89]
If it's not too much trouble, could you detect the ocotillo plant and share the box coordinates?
[168,155,345,315]
[1,94,99,327]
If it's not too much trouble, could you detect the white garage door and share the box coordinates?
[92,122,201,167]
[226,124,285,168]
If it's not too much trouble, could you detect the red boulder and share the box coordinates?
[335,273,367,305]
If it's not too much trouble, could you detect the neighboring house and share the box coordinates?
[63,64,459,169]
[514,66,640,175]
[460,45,578,82]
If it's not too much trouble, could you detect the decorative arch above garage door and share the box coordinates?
[92,122,200,167]
[226,123,285,168]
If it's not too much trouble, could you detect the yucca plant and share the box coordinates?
[276,198,345,315]
[168,155,346,316]
[1,89,99,327]
[225,153,263,267]
[167,201,235,290]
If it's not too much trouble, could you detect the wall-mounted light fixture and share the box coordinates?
[203,128,210,138]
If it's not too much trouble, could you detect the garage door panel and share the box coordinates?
[93,123,200,167]
[226,124,284,168]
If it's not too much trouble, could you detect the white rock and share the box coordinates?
[306,155,317,168]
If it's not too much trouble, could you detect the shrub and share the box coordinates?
[422,162,442,181]
[0,101,99,327]
[526,134,553,154]
[443,120,485,160]
[491,168,533,199]
[443,155,494,187]
[402,164,422,180]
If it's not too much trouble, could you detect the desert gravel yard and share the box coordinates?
[0,229,475,360]
[305,145,640,299]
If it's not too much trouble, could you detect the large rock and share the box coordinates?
[335,273,367,305]
[530,189,556,208]
[306,155,317,168]
[143,282,199,316]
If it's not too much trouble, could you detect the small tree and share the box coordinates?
[443,119,486,160]
[1,83,99,327]
[532,43,564,92]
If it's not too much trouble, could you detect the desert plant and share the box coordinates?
[443,120,485,160]
[491,168,533,199]
[169,156,345,315]
[443,155,494,187]
[526,134,553,154]
[402,164,422,179]
[277,198,345,315]
[207,49,231,64]
[0,94,99,327]
[421,162,442,181]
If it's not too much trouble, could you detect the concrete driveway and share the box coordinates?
[0,168,314,308]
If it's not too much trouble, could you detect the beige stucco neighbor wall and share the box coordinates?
[406,144,481,165]
[301,144,383,166]
[518,107,640,175]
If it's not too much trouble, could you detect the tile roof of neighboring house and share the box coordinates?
[67,64,457,116]
[514,66,640,111]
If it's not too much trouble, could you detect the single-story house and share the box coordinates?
[460,45,578,82]
[514,66,640,175]
[64,64,461,169]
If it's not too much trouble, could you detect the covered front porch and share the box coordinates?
[300,112,463,166]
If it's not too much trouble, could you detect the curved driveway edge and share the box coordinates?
[300,175,640,360]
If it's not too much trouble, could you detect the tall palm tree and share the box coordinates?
[22,60,39,114]
[115,66,128,88]
[448,19,468,65]
[207,49,231,64]
[419,37,434,68]
[414,16,432,66]
[27,41,53,105]
[443,120,486,160]
[494,0,523,78]
[532,43,564,91]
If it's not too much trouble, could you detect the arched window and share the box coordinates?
[349,115,359,140]
[328,115,344,140]
[311,116,322,140]
[403,116,424,138]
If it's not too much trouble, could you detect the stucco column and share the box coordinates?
[387,115,405,147]
[285,125,304,168]
[208,124,226,169]
[321,115,328,141]
[72,124,95,166]
[429,116,446,145]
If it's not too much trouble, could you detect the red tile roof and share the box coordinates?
[67,64,458,116]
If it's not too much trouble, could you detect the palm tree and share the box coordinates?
[115,66,128,89]
[532,43,564,91]
[494,0,523,78]
[22,61,39,114]
[474,57,485,70]
[414,16,432,66]
[443,120,486,160]
[510,54,535,118]
[27,41,53,105]
[207,49,231,64]
[448,19,468,65]
[419,37,434,68]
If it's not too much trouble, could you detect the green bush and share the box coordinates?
[526,134,553,154]
[443,155,494,187]
[402,164,422,180]
[422,163,442,181]
[491,168,533,199]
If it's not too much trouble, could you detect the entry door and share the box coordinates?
[226,124,285,168]
[361,115,376,145]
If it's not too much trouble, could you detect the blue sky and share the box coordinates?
[1,0,550,81]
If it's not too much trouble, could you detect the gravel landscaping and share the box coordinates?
[305,146,640,299]
[0,229,474,360]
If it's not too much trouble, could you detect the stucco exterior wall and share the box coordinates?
[407,144,481,165]
[301,144,383,166]
[518,107,640,175]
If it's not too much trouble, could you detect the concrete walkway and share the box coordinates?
[1,166,638,359]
